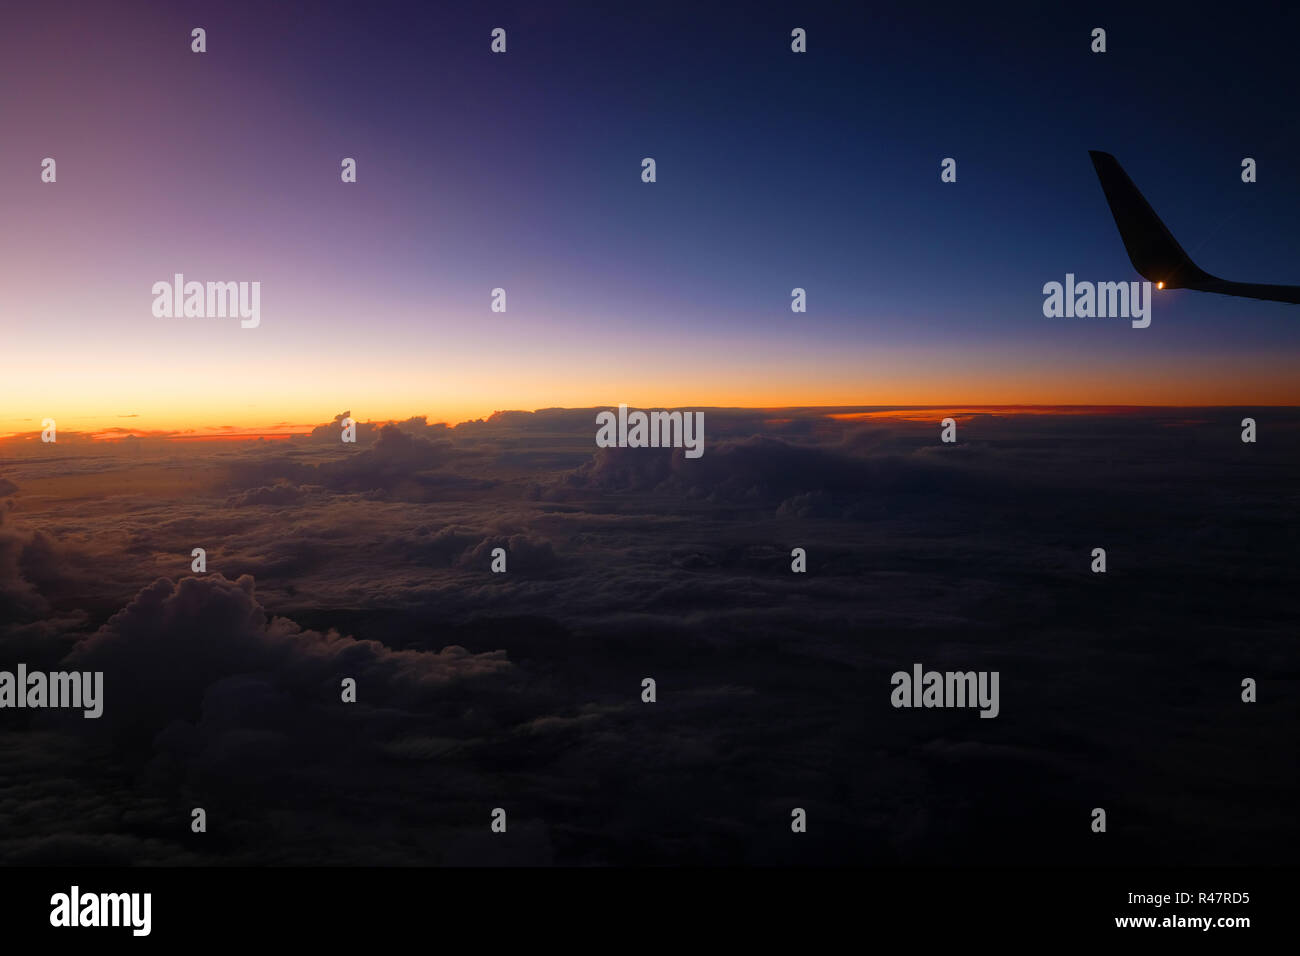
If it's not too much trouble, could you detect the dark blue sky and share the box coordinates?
[256,0,1300,348]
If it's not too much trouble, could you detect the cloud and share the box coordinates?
[228,423,489,500]
[225,482,317,507]
[65,573,512,737]
[458,533,558,571]
[549,435,1019,516]
[2,406,1297,865]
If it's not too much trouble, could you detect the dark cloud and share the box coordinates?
[458,533,558,572]
[66,574,511,737]
[225,482,318,507]
[1,407,1296,865]
[228,423,493,500]
[547,435,1025,519]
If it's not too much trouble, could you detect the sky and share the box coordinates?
[2,0,1299,436]
[1,1,1296,868]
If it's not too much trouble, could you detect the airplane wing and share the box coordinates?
[1088,150,1300,305]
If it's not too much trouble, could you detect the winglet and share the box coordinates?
[1089,151,1300,304]
[1087,150,1213,289]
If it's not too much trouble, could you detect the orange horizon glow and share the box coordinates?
[6,377,1300,438]
[1,399,1295,445]
[7,301,1300,444]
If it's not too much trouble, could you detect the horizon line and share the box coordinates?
[0,403,1291,444]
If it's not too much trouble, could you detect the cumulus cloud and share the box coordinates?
[228,423,491,500]
[225,482,318,507]
[458,533,558,571]
[65,573,512,737]
[547,435,1020,517]
[1,406,1296,865]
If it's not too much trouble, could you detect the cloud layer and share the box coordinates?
[1,406,1296,864]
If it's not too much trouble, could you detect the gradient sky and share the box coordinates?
[3,0,1299,435]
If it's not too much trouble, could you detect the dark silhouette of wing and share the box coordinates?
[1089,150,1300,305]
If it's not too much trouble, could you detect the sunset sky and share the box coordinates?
[3,0,1299,437]
[2,1,1298,879]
